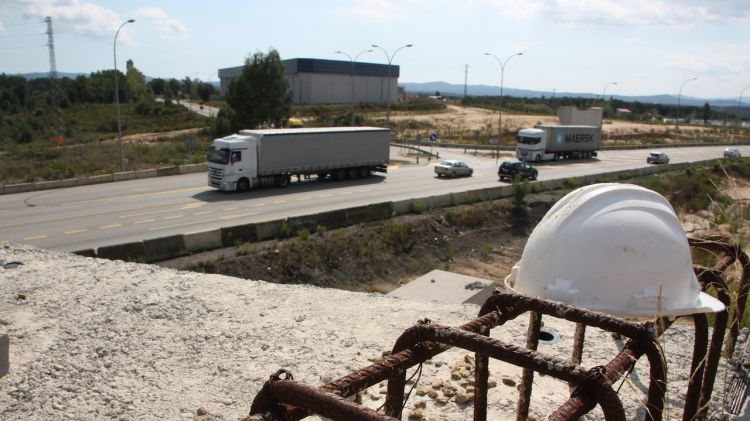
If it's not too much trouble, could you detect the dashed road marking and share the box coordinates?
[193,211,211,216]
[220,212,260,220]
[134,219,155,224]
[100,224,122,229]
[65,229,88,235]
[23,235,47,241]
[162,214,184,220]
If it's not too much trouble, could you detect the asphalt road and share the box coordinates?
[0,145,745,252]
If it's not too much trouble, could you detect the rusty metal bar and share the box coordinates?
[384,322,626,420]
[682,313,708,421]
[516,311,542,421]
[572,323,587,366]
[249,370,398,421]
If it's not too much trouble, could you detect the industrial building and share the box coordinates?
[218,58,399,105]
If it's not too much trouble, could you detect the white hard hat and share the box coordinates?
[505,183,725,318]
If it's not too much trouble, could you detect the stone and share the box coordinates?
[501,376,516,387]
[408,408,424,419]
[459,368,471,378]
[414,401,427,409]
[196,407,208,416]
[487,380,497,388]
[427,390,438,399]
[454,391,474,404]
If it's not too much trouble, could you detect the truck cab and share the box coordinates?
[516,128,546,162]
[207,135,258,192]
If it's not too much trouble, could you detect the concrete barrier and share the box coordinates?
[427,194,453,209]
[86,174,114,185]
[286,215,320,235]
[156,166,180,177]
[0,333,8,377]
[97,241,146,262]
[315,209,351,231]
[135,169,158,179]
[392,199,413,216]
[256,219,286,241]
[345,204,376,225]
[113,172,136,182]
[4,183,33,194]
[369,202,394,220]
[221,223,259,246]
[179,163,208,174]
[143,235,186,262]
[184,229,222,253]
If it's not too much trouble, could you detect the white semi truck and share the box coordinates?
[207,127,390,192]
[516,125,602,162]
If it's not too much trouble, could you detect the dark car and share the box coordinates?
[498,160,538,181]
[646,151,670,165]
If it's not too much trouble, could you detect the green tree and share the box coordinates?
[126,59,152,103]
[225,48,291,130]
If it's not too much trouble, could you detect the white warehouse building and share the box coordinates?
[218,58,400,105]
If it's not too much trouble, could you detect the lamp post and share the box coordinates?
[676,77,698,136]
[738,84,750,127]
[602,82,617,100]
[114,18,134,173]
[484,51,523,162]
[335,49,372,126]
[371,43,412,126]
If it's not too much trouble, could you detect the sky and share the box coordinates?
[1,0,749,100]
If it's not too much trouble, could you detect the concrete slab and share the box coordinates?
[387,269,498,305]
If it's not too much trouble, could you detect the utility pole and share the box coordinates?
[463,64,469,98]
[45,17,64,144]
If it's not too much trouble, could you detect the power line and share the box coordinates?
[45,16,64,144]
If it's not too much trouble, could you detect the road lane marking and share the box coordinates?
[100,224,122,229]
[272,200,288,204]
[178,203,205,210]
[224,206,239,211]
[220,211,260,220]
[320,194,333,198]
[250,202,266,208]
[65,229,88,235]
[60,186,206,207]
[134,219,155,224]
[193,211,211,216]
[359,189,372,193]
[23,235,47,241]
[162,214,184,220]
[339,191,353,195]
[296,197,311,201]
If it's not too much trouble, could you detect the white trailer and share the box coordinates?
[516,125,602,162]
[207,127,389,192]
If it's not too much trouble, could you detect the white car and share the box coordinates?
[434,160,473,177]
[724,147,742,158]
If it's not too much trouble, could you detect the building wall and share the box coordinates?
[218,59,399,105]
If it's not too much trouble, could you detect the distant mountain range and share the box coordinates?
[402,81,743,108]
[6,72,741,108]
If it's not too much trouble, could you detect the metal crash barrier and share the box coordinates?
[243,237,750,421]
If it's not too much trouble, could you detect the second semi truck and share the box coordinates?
[208,127,389,192]
[516,125,602,162]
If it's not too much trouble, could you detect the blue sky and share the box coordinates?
[1,0,748,99]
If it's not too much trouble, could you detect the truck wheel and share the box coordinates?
[359,167,370,178]
[317,172,327,181]
[347,168,358,179]
[535,155,541,163]
[236,178,250,192]
[275,175,290,188]
[335,169,347,181]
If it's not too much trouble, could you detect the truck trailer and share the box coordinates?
[207,127,390,192]
[516,125,602,162]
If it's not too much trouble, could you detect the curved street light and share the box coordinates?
[602,82,618,100]
[484,51,523,162]
[371,43,413,126]
[738,84,750,127]
[114,18,135,172]
[676,77,698,136]
[335,49,372,125]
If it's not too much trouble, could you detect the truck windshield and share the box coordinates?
[517,136,541,145]
[207,147,230,164]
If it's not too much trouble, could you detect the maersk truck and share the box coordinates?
[516,125,602,162]
[208,127,390,192]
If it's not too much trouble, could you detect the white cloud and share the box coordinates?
[663,46,750,90]
[0,21,6,34]
[344,0,400,20]
[135,8,187,39]
[623,37,647,45]
[489,0,750,27]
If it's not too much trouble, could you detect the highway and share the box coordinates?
[0,145,744,252]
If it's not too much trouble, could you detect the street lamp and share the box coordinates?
[371,43,413,126]
[484,51,523,162]
[676,77,698,136]
[602,82,617,100]
[114,18,135,173]
[335,49,372,126]
[738,84,750,127]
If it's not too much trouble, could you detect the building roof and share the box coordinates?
[219,58,398,79]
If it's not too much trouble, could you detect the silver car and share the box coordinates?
[647,151,670,165]
[724,147,742,158]
[434,160,473,177]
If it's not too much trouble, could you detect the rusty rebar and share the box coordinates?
[384,322,626,420]
[683,313,708,421]
[517,311,542,421]
[572,323,587,366]
[248,369,398,421]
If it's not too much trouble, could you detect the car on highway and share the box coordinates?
[646,151,670,165]
[498,160,538,181]
[724,147,742,158]
[434,160,473,177]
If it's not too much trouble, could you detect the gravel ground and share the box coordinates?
[0,242,737,420]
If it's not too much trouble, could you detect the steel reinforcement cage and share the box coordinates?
[242,237,750,421]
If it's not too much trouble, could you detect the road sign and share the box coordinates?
[429,132,438,142]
